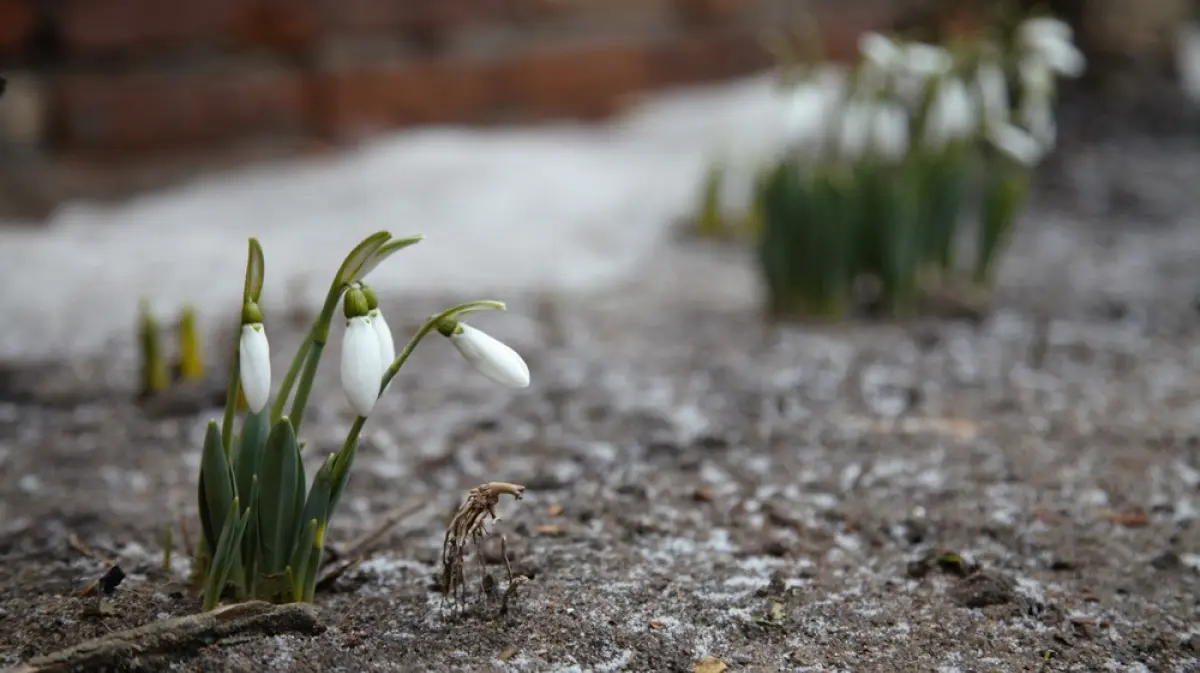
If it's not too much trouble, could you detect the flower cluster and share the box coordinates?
[196,231,530,612]
[749,13,1085,320]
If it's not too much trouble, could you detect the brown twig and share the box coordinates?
[5,602,323,673]
[315,501,427,593]
[68,533,114,566]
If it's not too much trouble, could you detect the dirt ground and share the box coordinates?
[4,123,1200,672]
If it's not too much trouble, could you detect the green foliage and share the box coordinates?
[190,231,512,611]
[137,300,169,397]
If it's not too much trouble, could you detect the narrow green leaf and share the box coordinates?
[199,420,233,554]
[328,437,359,516]
[352,234,424,283]
[231,409,269,505]
[335,231,391,288]
[291,454,336,601]
[240,474,262,599]
[289,521,317,603]
[243,238,266,304]
[256,417,303,574]
[202,496,248,611]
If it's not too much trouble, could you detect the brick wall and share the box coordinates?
[0,0,932,164]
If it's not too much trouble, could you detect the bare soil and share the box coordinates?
[3,130,1200,672]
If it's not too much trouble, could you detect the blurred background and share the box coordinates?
[0,0,1198,361]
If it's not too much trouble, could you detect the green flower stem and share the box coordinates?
[284,288,343,434]
[327,300,507,502]
[269,337,312,424]
[220,347,240,454]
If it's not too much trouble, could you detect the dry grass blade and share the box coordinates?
[440,482,525,614]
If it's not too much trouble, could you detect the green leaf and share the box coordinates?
[288,521,317,602]
[231,409,269,505]
[198,421,233,555]
[201,496,251,611]
[353,234,424,283]
[243,238,266,304]
[334,232,391,288]
[328,438,358,516]
[256,417,303,575]
[291,454,336,601]
[974,159,1028,286]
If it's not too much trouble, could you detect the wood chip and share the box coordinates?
[1103,511,1150,527]
[498,645,519,661]
[648,620,665,630]
[692,487,713,503]
[694,656,727,673]
[532,524,564,536]
[545,504,564,516]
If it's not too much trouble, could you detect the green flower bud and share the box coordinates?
[360,284,379,311]
[241,301,264,326]
[342,287,371,320]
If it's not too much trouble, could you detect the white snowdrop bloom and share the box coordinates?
[1019,92,1056,148]
[1018,54,1055,97]
[975,59,1010,125]
[1176,23,1200,102]
[859,32,902,72]
[900,42,955,79]
[1018,16,1085,77]
[341,316,383,417]
[836,99,874,161]
[448,323,530,389]
[869,101,909,161]
[786,82,839,155]
[368,308,396,382]
[986,122,1045,166]
[923,77,977,150]
[238,322,271,414]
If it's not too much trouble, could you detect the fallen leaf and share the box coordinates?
[648,620,665,630]
[694,656,727,673]
[545,504,564,516]
[532,524,564,536]
[768,599,785,623]
[1103,511,1150,527]
[498,645,519,661]
[692,487,713,503]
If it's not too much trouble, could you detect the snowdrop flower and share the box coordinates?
[835,99,875,161]
[1018,16,1085,78]
[340,287,383,417]
[900,42,954,79]
[1176,23,1200,102]
[359,284,396,385]
[986,122,1045,166]
[975,58,1010,126]
[1018,55,1055,98]
[923,77,977,150]
[1019,92,1056,148]
[869,101,909,161]
[440,321,530,389]
[238,302,271,414]
[785,82,840,156]
[859,32,902,72]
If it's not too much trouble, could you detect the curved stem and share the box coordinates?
[285,286,345,434]
[220,342,240,455]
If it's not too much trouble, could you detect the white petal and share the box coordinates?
[1019,93,1056,148]
[987,122,1045,166]
[924,78,977,149]
[901,42,954,78]
[449,323,530,389]
[341,316,383,416]
[836,101,873,160]
[1020,17,1073,46]
[786,84,837,149]
[370,309,396,377]
[859,32,901,71]
[1020,18,1085,77]
[871,102,909,161]
[238,323,271,414]
[976,61,1010,125]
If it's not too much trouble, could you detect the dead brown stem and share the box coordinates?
[440,482,526,614]
[5,601,323,673]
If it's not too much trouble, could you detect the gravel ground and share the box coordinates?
[3,131,1200,672]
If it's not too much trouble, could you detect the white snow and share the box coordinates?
[0,74,797,359]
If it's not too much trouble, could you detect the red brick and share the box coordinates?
[314,57,500,141]
[509,0,674,27]
[653,26,772,86]
[59,0,241,55]
[501,39,655,120]
[232,0,320,49]
[0,0,34,54]
[52,66,309,155]
[672,0,757,25]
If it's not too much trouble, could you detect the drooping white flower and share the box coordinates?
[447,323,530,389]
[975,59,1010,125]
[341,315,383,417]
[899,42,955,79]
[923,77,977,150]
[835,99,874,161]
[1176,23,1200,102]
[1018,16,1085,77]
[869,101,909,162]
[368,308,395,382]
[1018,54,1055,97]
[1019,91,1057,149]
[785,82,841,156]
[238,322,271,414]
[859,32,902,72]
[986,122,1046,166]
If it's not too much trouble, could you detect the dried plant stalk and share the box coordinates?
[440,482,525,612]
